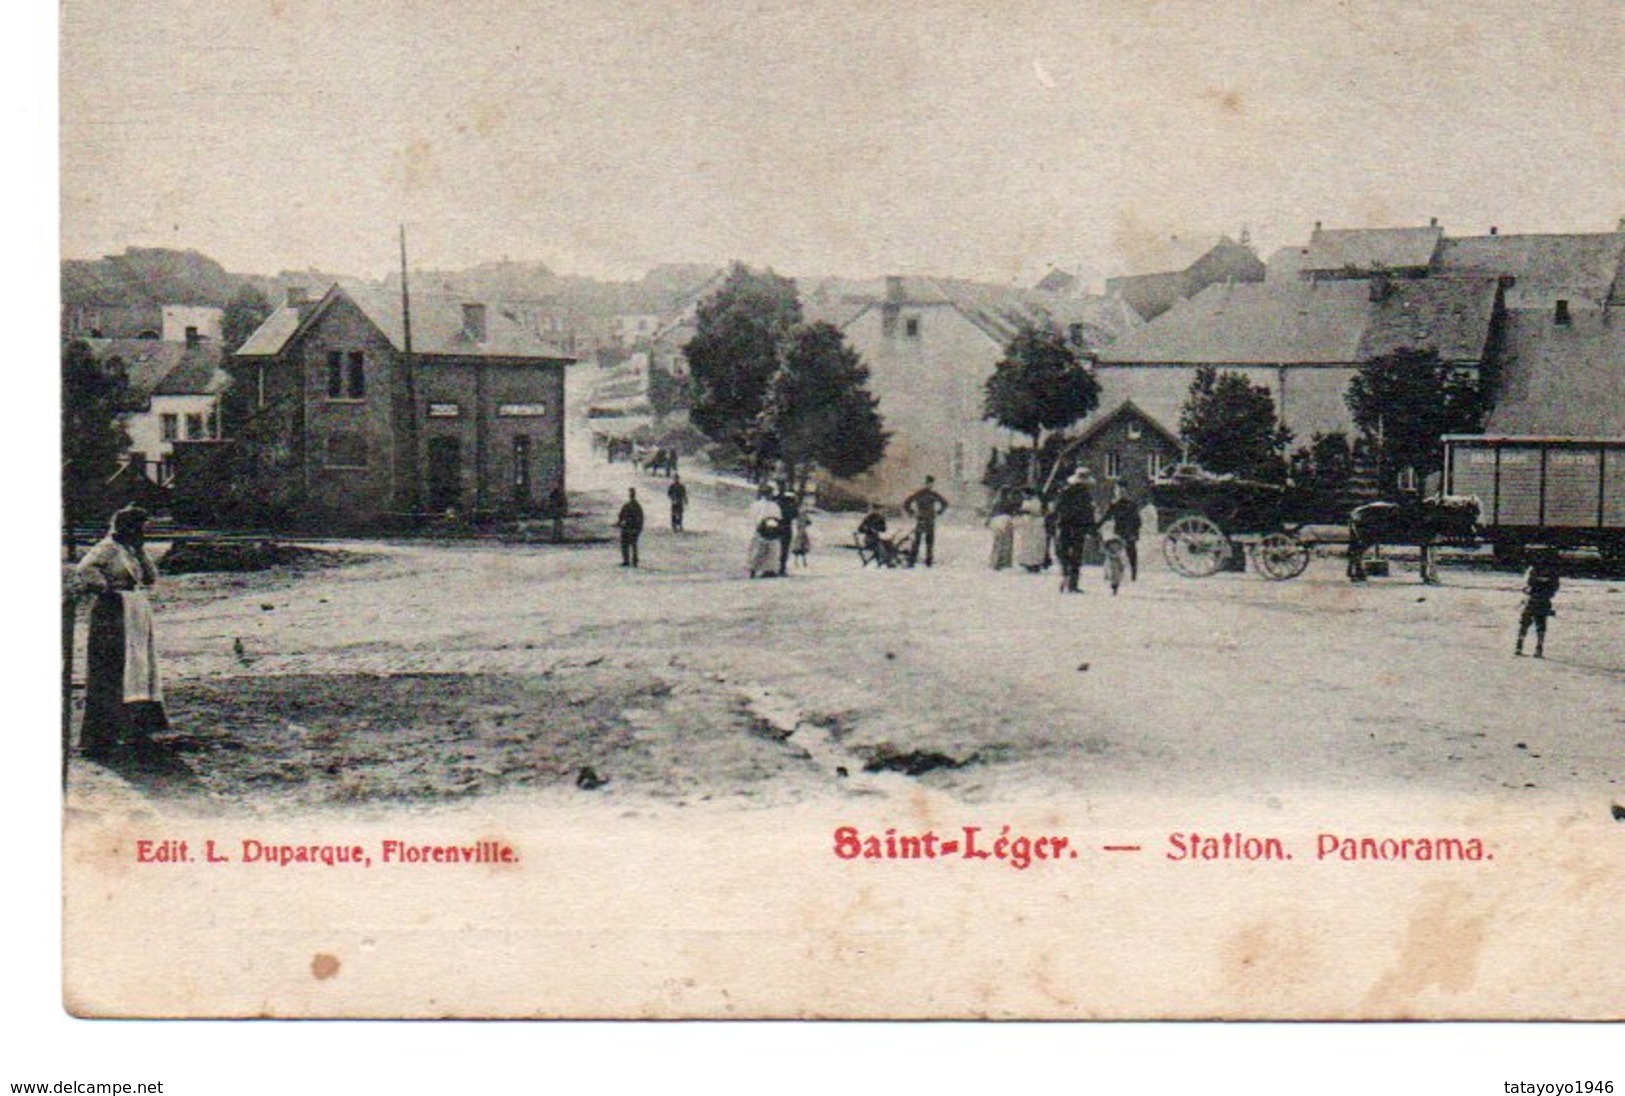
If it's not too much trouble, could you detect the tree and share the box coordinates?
[62,339,132,533]
[219,283,274,435]
[1289,431,1355,496]
[1346,348,1487,495]
[682,263,802,461]
[982,323,1100,486]
[757,323,888,488]
[1178,366,1293,482]
[221,283,273,355]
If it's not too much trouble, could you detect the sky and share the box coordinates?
[59,0,1624,286]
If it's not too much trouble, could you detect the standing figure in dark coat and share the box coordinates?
[903,475,950,567]
[71,505,169,758]
[616,488,644,567]
[775,485,800,577]
[667,475,688,532]
[1102,482,1143,582]
[1051,468,1099,593]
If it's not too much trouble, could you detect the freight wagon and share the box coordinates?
[1443,435,1625,565]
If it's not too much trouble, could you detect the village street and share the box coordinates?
[71,449,1625,818]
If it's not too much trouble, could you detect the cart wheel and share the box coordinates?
[1162,515,1229,578]
[1253,532,1311,580]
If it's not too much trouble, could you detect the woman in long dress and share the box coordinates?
[71,505,169,757]
[987,491,1015,570]
[746,484,782,578]
[1013,491,1048,572]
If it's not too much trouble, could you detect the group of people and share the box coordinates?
[987,471,1143,595]
[747,482,812,578]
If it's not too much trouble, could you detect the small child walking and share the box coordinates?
[1515,552,1561,658]
[1102,536,1128,596]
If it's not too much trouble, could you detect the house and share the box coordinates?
[223,283,576,526]
[831,275,1139,503]
[1297,221,1445,280]
[1063,399,1184,498]
[1104,236,1266,323]
[82,330,227,485]
[1084,275,1507,475]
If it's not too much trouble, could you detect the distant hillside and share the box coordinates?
[62,247,245,309]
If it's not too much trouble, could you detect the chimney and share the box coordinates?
[184,325,200,347]
[1489,226,1499,236]
[1429,216,1438,227]
[463,302,488,343]
[1617,217,1624,232]
[885,276,905,304]
[1313,221,1322,233]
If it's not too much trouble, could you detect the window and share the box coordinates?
[1068,323,1084,347]
[184,413,205,440]
[1554,299,1571,326]
[327,351,365,399]
[1147,451,1166,480]
[1398,466,1418,492]
[326,432,367,468]
[904,316,921,338]
[160,414,179,442]
[256,364,266,409]
[1104,451,1121,480]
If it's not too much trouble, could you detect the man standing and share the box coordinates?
[1052,468,1098,593]
[1102,481,1142,582]
[667,474,688,532]
[615,487,644,567]
[903,475,950,567]
[775,484,800,576]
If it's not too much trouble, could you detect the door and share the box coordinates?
[427,436,462,512]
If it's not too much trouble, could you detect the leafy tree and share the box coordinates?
[646,362,691,419]
[682,263,802,457]
[221,283,273,355]
[62,339,132,534]
[757,322,887,489]
[1178,366,1293,482]
[1346,348,1487,495]
[982,323,1100,485]
[1289,431,1355,496]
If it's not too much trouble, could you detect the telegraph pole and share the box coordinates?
[399,225,421,512]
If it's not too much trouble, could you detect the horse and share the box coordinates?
[1347,495,1480,584]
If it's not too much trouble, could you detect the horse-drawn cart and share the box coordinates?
[1150,468,1331,580]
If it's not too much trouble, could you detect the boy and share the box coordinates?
[1515,552,1561,658]
[1102,536,1128,596]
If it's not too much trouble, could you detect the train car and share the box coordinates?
[1443,435,1625,565]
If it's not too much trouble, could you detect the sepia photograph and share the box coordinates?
[43,0,1623,1046]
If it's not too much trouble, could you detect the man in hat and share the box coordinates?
[902,475,950,567]
[1051,467,1099,593]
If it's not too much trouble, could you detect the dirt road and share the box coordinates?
[71,461,1625,814]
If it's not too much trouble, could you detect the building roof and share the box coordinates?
[1357,276,1504,362]
[1096,276,1503,367]
[1483,307,1625,437]
[844,276,1137,351]
[1433,232,1625,309]
[235,284,576,361]
[82,338,227,406]
[1302,225,1443,274]
[1098,280,1373,365]
[1104,237,1266,322]
[1073,398,1184,450]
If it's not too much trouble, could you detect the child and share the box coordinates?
[1102,535,1128,596]
[1515,552,1561,658]
[791,507,812,568]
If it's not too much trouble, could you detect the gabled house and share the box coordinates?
[1105,236,1266,323]
[222,283,576,526]
[832,275,1139,502]
[1298,221,1445,280]
[82,332,227,485]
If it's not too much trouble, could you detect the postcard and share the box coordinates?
[59,0,1623,1019]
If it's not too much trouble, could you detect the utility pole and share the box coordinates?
[399,225,421,513]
